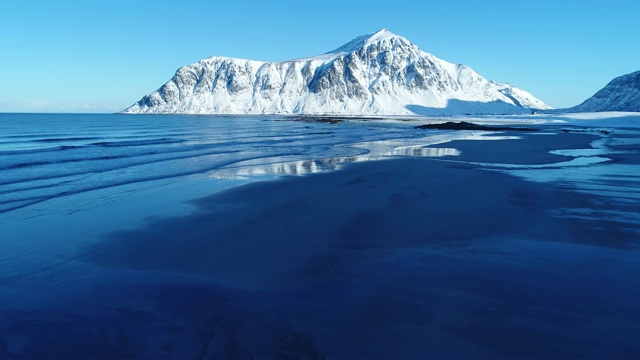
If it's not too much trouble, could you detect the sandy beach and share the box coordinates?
[2,119,640,358]
[75,129,640,358]
[4,2,640,357]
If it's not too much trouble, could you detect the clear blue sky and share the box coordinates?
[1,0,638,113]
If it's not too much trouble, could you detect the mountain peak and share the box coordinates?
[123,30,551,115]
[327,28,408,54]
[569,69,640,112]
[366,28,398,42]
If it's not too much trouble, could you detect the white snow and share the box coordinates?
[123,29,551,115]
[554,111,640,120]
[431,111,640,128]
[569,70,640,113]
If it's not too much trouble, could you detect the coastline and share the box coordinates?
[78,129,639,358]
[2,124,640,358]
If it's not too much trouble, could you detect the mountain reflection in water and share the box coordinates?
[212,141,460,179]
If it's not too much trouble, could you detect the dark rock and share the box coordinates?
[415,121,538,132]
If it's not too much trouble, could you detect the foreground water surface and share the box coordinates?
[1,113,640,358]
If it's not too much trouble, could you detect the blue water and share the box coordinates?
[0,113,476,215]
[1,113,640,358]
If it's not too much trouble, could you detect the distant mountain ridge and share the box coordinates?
[122,29,551,115]
[569,70,640,112]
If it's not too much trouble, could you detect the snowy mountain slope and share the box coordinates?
[122,29,551,115]
[491,81,550,110]
[569,70,640,112]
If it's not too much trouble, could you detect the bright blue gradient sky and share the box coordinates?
[1,0,638,113]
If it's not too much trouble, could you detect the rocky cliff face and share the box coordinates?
[123,29,551,115]
[570,70,640,112]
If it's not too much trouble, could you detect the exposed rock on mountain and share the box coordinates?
[569,70,640,112]
[123,29,551,115]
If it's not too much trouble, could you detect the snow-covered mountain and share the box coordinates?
[569,70,640,112]
[122,29,551,115]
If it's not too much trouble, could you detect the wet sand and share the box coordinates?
[3,129,640,358]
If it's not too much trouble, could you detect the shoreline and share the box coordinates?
[76,129,640,357]
[2,123,640,358]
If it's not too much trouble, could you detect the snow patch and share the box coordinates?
[123,30,551,116]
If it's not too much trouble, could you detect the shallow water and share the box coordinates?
[1,113,639,358]
[0,114,498,216]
